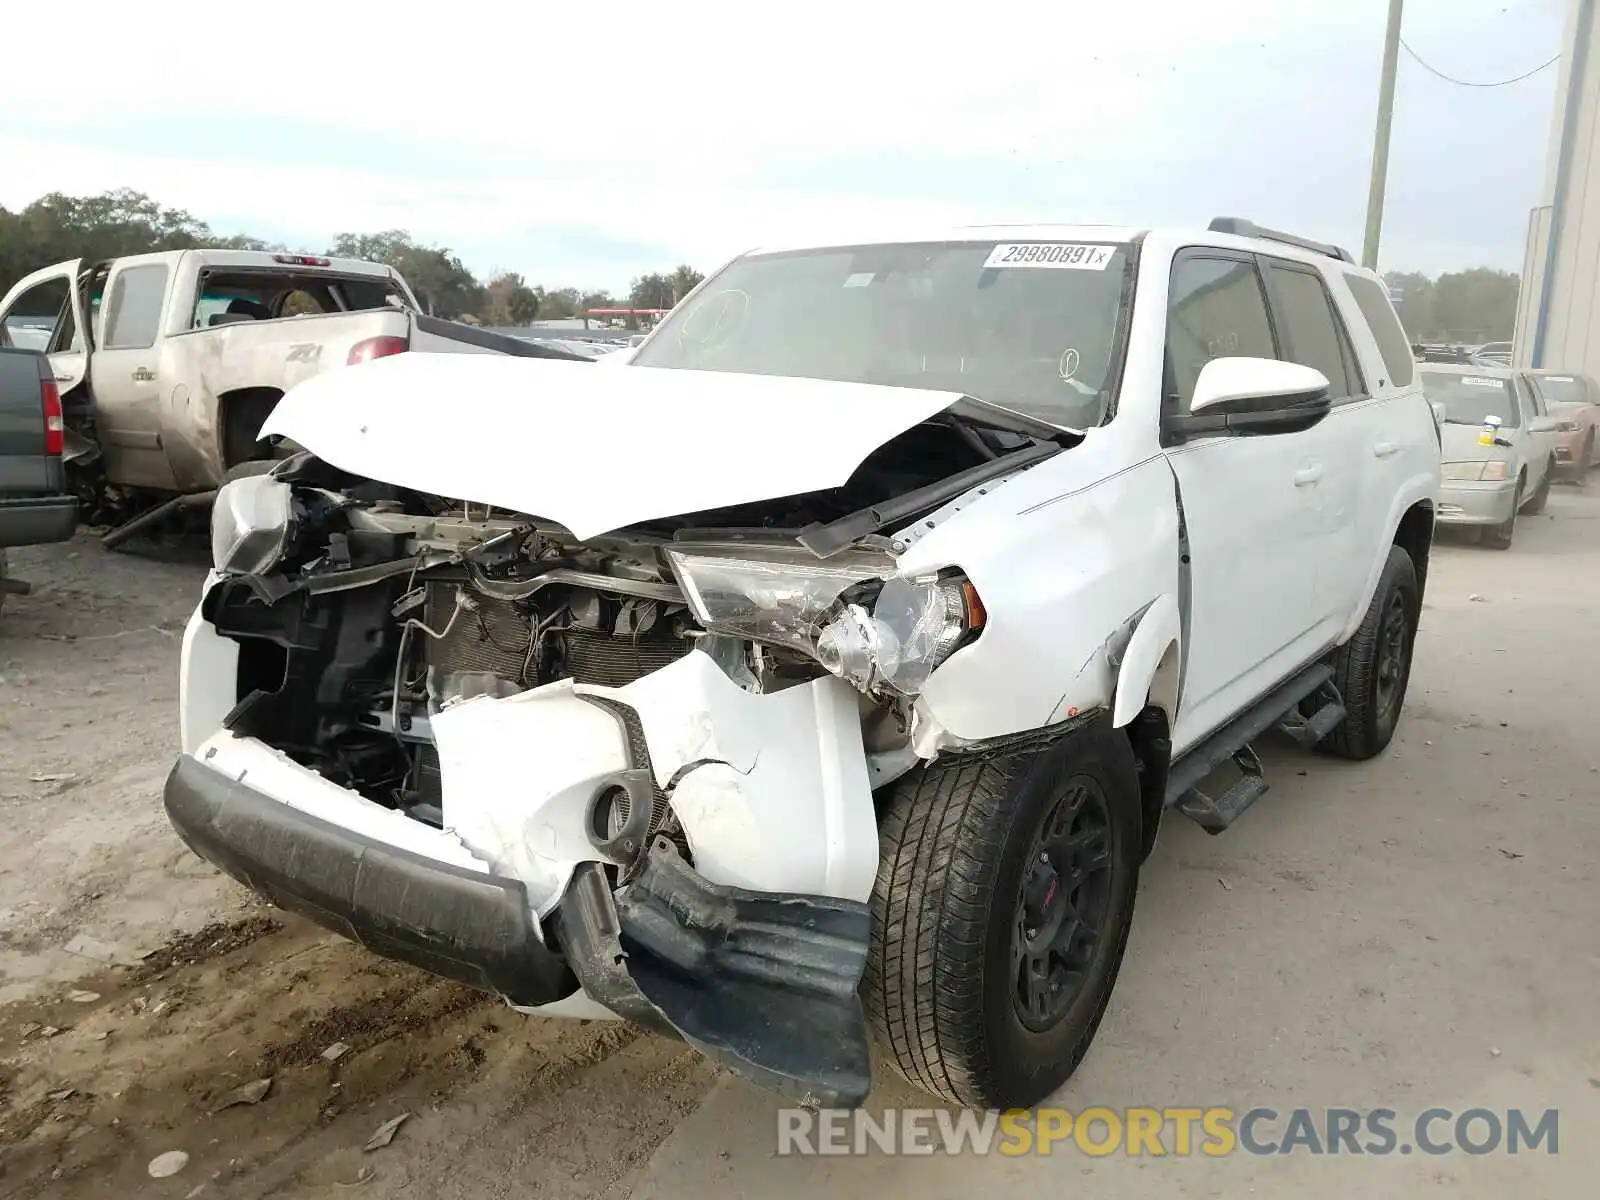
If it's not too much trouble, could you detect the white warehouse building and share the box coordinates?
[1515,0,1600,370]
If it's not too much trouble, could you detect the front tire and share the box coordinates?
[1484,479,1521,551]
[1524,462,1553,514]
[864,718,1142,1108]
[1321,545,1419,760]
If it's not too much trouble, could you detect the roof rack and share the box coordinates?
[1207,217,1355,264]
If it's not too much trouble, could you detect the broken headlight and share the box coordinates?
[211,473,294,575]
[664,544,984,695]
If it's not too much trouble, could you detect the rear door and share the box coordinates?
[88,256,178,486]
[1258,254,1368,624]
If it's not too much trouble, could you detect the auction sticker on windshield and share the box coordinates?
[1462,376,1504,388]
[983,243,1115,270]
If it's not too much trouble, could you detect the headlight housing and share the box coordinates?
[211,473,294,574]
[664,543,984,696]
[1441,460,1511,482]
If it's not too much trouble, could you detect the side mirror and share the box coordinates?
[1528,415,1561,434]
[1166,357,1332,441]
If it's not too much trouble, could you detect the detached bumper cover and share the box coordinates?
[164,755,875,1107]
[163,755,576,1005]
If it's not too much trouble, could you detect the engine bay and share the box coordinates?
[202,415,1045,823]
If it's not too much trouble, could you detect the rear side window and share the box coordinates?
[103,265,169,350]
[1344,273,1414,387]
[1165,253,1276,410]
[1264,261,1362,401]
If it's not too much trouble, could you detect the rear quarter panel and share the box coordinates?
[159,310,410,489]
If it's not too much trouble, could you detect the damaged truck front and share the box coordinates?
[167,329,1160,1111]
[169,229,1433,1112]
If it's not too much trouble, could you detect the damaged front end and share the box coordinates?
[168,415,1049,1107]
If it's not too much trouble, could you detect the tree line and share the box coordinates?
[0,189,705,327]
[1383,268,1520,345]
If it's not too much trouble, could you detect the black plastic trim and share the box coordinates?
[163,755,577,1005]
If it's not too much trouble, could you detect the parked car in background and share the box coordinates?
[0,249,588,546]
[1422,364,1560,549]
[1525,370,1600,480]
[0,347,77,614]
[167,218,1439,1111]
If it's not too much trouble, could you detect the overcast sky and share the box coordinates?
[0,0,1567,292]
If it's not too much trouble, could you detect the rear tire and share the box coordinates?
[1524,462,1553,514]
[1321,545,1419,761]
[864,718,1142,1108]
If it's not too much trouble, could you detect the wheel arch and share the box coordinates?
[1340,489,1436,645]
[216,385,285,470]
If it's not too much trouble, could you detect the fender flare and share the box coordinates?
[1112,593,1181,728]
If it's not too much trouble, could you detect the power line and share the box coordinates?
[1400,37,1559,87]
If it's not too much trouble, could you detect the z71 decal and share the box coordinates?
[982,243,1115,270]
[286,343,323,364]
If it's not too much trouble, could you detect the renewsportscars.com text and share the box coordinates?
[776,1106,1560,1158]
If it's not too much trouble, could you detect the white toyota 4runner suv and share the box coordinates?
[168,219,1440,1111]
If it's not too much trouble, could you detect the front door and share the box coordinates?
[0,260,88,402]
[1160,249,1342,754]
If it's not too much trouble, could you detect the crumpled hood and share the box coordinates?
[261,353,963,539]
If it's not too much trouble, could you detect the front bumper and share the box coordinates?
[0,493,78,549]
[165,755,575,1004]
[165,751,874,1106]
[1437,480,1518,527]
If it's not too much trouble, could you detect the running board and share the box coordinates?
[1165,662,1335,835]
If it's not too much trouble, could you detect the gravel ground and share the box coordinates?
[1,488,1597,1198]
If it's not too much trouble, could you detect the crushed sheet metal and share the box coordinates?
[429,679,635,913]
[431,651,880,904]
[260,352,963,540]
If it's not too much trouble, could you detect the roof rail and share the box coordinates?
[1207,217,1355,264]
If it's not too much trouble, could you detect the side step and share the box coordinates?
[1165,662,1336,835]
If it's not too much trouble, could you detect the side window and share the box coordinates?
[1344,273,1414,387]
[102,265,170,350]
[3,279,71,352]
[1165,253,1277,411]
[1263,260,1360,401]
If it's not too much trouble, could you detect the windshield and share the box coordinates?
[1421,371,1519,427]
[1533,375,1588,406]
[630,240,1135,429]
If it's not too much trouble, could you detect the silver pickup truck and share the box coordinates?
[0,249,584,545]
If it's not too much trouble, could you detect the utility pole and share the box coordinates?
[1363,0,1406,270]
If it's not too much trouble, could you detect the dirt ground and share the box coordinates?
[2,489,1598,1198]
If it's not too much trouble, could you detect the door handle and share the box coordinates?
[1373,441,1399,458]
[131,366,156,383]
[1293,463,1324,487]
